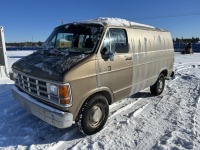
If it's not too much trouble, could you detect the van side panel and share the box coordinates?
[66,27,174,120]
[97,53,133,101]
[127,28,174,95]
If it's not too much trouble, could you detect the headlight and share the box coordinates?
[49,83,72,105]
[49,84,58,95]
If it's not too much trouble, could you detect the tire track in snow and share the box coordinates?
[133,87,180,150]
[65,63,200,150]
[153,63,200,150]
[194,97,200,150]
[68,86,179,150]
[109,95,147,119]
[51,91,151,150]
[60,63,200,150]
[2,54,200,150]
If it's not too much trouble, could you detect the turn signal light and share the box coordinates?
[59,86,70,98]
[59,85,71,104]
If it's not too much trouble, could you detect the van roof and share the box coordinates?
[81,17,166,31]
[60,17,166,31]
[83,17,155,28]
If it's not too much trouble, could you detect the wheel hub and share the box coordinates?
[89,106,103,127]
[158,79,163,91]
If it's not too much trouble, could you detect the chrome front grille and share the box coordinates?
[14,70,59,103]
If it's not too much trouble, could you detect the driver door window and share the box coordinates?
[101,28,128,54]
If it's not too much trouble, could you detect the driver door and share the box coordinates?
[97,28,133,101]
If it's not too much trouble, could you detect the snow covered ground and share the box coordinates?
[6,50,34,73]
[0,51,200,150]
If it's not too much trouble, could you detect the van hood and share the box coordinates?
[12,50,90,82]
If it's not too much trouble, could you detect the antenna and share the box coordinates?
[29,16,34,48]
[59,19,66,25]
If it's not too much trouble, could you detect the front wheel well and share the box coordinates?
[100,91,112,105]
[87,91,112,105]
[76,94,109,135]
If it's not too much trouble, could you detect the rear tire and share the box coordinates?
[76,94,109,135]
[150,74,165,96]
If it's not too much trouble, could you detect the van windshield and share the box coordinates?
[42,24,104,54]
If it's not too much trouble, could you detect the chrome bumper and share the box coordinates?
[12,85,73,128]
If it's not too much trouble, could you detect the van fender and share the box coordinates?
[151,68,168,86]
[74,87,114,119]
[159,68,168,77]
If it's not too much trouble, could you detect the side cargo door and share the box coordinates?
[97,28,133,101]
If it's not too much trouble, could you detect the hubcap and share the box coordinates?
[89,106,103,127]
[158,79,163,91]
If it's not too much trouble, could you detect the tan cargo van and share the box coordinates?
[12,18,174,135]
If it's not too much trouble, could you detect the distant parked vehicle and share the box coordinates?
[181,43,193,54]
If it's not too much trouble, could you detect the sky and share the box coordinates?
[1,0,200,42]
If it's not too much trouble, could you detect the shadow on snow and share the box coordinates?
[0,83,153,148]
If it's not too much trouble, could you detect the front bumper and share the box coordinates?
[12,85,73,128]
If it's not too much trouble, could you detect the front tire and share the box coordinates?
[76,94,109,135]
[150,74,165,96]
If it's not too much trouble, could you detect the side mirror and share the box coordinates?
[101,47,114,61]
[101,47,109,55]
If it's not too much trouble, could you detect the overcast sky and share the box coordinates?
[1,0,200,42]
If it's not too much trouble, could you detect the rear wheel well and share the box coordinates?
[150,73,165,96]
[161,69,168,77]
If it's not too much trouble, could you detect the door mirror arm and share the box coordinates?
[109,51,114,61]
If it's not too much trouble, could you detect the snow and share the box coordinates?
[6,50,34,73]
[1,51,200,150]
[87,17,155,29]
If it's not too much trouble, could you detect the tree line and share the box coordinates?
[6,41,43,47]
[173,37,200,44]
[5,37,200,47]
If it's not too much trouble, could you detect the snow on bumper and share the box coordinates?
[12,85,73,128]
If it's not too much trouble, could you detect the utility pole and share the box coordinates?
[0,26,9,78]
[29,16,34,49]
